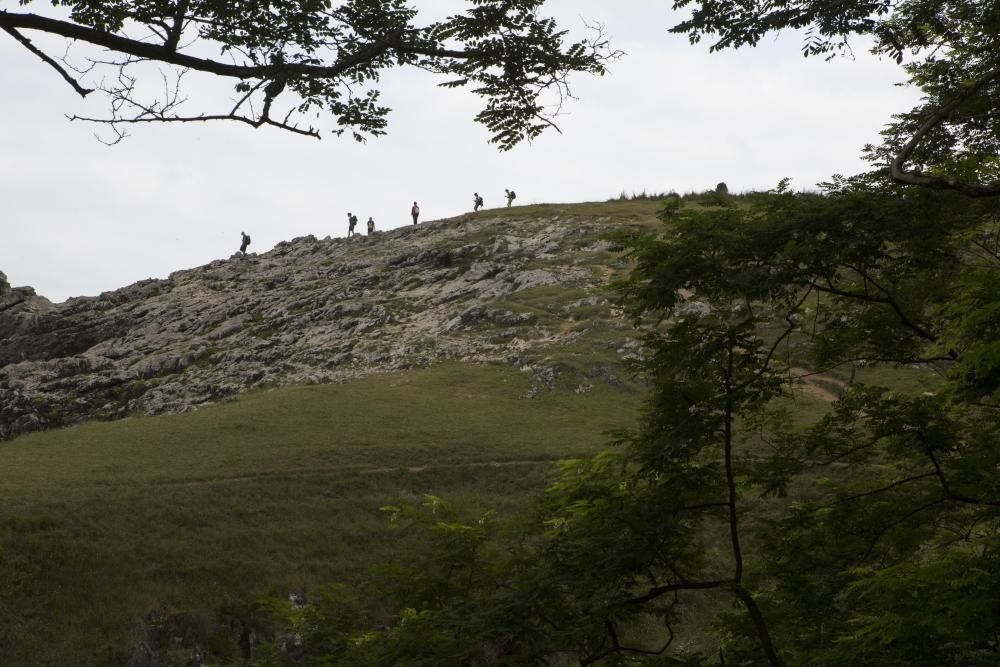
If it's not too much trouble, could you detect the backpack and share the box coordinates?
[476,195,483,206]
[509,190,516,200]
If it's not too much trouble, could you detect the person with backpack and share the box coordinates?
[411,201,420,225]
[473,192,484,211]
[367,217,375,235]
[239,231,251,255]
[505,189,517,207]
[347,212,358,237]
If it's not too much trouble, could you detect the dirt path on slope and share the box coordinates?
[788,367,847,403]
[135,458,564,489]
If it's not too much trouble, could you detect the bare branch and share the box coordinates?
[1,24,92,97]
[68,110,321,139]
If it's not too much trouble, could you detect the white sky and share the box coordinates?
[0,1,921,303]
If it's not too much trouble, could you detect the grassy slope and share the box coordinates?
[0,362,642,664]
[0,197,935,663]
[0,199,667,664]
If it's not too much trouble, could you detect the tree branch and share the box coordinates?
[859,496,950,563]
[0,12,471,82]
[67,111,321,139]
[810,432,905,467]
[164,0,189,52]
[614,579,732,607]
[818,471,939,509]
[921,441,1000,508]
[588,617,675,663]
[730,287,814,397]
[889,67,1000,197]
[0,23,92,97]
[724,338,744,584]
[732,585,784,667]
[809,278,943,347]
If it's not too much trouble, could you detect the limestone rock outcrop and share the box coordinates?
[0,209,638,440]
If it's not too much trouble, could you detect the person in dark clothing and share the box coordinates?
[473,192,483,211]
[367,217,375,235]
[411,202,420,225]
[239,231,251,255]
[505,189,516,207]
[347,212,357,237]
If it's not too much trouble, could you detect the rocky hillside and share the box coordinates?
[0,201,658,440]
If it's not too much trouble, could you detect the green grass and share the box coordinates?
[0,362,642,665]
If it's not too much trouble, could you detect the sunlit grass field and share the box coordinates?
[0,362,642,664]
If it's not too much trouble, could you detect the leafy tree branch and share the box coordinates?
[1,1,619,147]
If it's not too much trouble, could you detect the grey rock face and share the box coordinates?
[0,211,635,440]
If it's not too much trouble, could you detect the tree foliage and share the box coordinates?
[674,0,1000,196]
[256,184,1000,665]
[605,183,1000,664]
[1,1,616,147]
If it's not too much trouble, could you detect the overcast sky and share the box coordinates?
[1,1,921,303]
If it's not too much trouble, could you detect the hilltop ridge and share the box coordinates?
[0,201,660,440]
